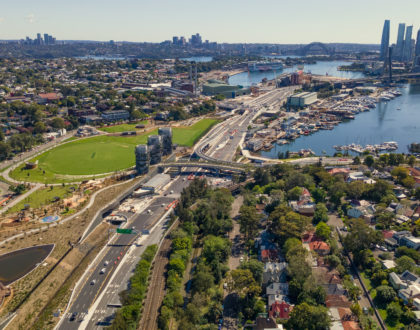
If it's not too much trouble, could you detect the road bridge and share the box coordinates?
[159,161,248,174]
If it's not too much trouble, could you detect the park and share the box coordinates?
[9,118,219,183]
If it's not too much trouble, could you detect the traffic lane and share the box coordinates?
[88,220,170,328]
[60,180,187,328]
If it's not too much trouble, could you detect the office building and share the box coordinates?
[415,29,420,58]
[172,36,179,45]
[395,23,406,59]
[135,145,149,174]
[380,20,390,61]
[158,127,173,155]
[148,135,162,165]
[37,33,42,45]
[403,25,413,62]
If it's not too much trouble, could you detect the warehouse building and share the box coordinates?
[288,92,318,108]
[202,79,251,98]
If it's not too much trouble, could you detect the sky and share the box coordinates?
[0,0,419,44]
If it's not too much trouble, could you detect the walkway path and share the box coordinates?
[0,184,42,215]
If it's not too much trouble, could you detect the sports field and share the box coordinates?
[10,119,219,183]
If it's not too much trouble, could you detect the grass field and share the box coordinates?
[10,119,219,183]
[7,185,77,214]
[98,120,149,133]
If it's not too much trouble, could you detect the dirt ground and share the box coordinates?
[0,178,142,329]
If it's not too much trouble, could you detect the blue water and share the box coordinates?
[228,60,365,87]
[180,56,213,62]
[261,84,420,157]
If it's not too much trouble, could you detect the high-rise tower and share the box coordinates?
[402,25,413,62]
[380,20,390,61]
[414,29,420,68]
[395,23,406,59]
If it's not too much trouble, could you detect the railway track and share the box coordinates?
[138,235,172,330]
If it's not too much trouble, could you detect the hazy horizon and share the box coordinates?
[1,0,419,44]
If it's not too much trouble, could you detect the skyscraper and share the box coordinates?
[380,20,390,61]
[415,29,420,58]
[395,23,406,59]
[414,29,420,68]
[402,25,413,62]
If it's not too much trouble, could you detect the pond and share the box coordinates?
[0,244,54,285]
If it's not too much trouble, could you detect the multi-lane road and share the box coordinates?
[58,175,190,330]
[196,86,296,163]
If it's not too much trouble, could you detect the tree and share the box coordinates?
[238,205,261,242]
[396,246,420,264]
[202,235,231,264]
[346,181,367,200]
[0,142,11,161]
[353,156,361,165]
[313,203,328,224]
[168,258,185,277]
[315,222,331,240]
[286,302,331,330]
[283,237,302,255]
[386,302,403,324]
[375,285,396,304]
[324,255,341,268]
[10,184,26,195]
[269,205,311,246]
[312,187,326,203]
[50,117,66,129]
[287,186,303,201]
[33,121,46,134]
[192,271,214,293]
[364,155,375,167]
[343,219,381,255]
[239,259,264,284]
[226,269,261,299]
[396,255,415,273]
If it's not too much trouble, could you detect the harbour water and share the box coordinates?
[180,56,213,62]
[228,60,365,87]
[261,84,420,157]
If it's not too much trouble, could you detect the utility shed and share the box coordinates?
[142,174,171,192]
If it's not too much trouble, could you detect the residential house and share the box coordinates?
[347,200,375,222]
[253,316,283,330]
[399,284,420,304]
[268,301,292,320]
[263,262,287,285]
[380,259,396,270]
[266,283,289,306]
[309,240,331,256]
[389,272,406,290]
[289,188,316,216]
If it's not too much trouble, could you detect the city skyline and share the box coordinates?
[0,0,419,44]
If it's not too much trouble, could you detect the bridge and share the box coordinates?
[298,42,335,56]
[159,161,248,174]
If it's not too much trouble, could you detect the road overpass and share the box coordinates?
[159,161,248,174]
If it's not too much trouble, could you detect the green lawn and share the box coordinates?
[9,119,219,183]
[98,120,149,133]
[6,185,77,214]
[171,118,218,147]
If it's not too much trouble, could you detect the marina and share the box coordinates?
[260,83,420,157]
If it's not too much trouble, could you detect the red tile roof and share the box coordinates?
[309,241,330,252]
[268,301,292,319]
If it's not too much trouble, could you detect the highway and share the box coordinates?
[196,87,296,163]
[58,175,189,330]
